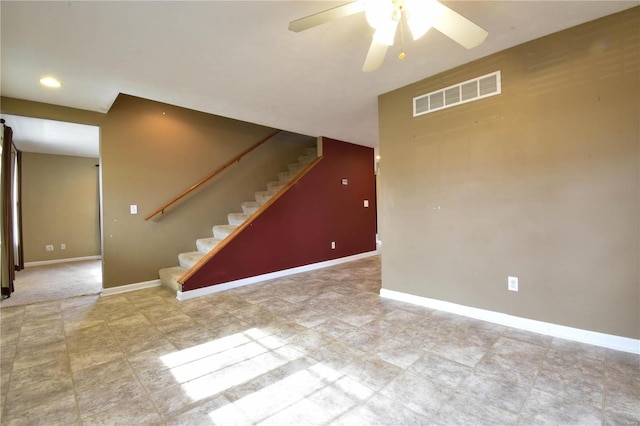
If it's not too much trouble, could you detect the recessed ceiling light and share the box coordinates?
[39,77,62,88]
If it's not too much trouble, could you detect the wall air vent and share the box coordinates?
[413,71,501,117]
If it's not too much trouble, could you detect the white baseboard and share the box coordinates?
[101,279,162,297]
[380,288,640,355]
[25,255,102,267]
[177,250,379,301]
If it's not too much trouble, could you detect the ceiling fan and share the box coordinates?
[288,0,488,72]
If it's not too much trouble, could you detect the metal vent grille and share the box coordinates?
[413,71,501,117]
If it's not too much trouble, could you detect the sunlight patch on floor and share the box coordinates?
[160,328,304,402]
[160,332,251,369]
[159,326,378,422]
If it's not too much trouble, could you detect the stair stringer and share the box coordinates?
[159,143,320,292]
[177,155,324,290]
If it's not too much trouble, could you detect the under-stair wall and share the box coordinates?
[181,137,377,292]
[100,94,314,289]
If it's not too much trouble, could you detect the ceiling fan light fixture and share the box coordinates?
[364,0,394,29]
[372,19,399,45]
[406,14,431,40]
[405,0,439,40]
[288,0,488,72]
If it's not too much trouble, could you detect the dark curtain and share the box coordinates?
[1,122,16,297]
[15,150,24,271]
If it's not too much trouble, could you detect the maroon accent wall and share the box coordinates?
[182,137,377,291]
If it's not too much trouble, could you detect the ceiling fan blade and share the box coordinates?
[362,39,389,72]
[288,1,365,32]
[431,1,488,49]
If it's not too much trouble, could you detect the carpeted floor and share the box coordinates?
[0,259,102,308]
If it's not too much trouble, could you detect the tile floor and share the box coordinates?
[0,256,638,425]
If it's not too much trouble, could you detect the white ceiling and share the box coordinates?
[1,114,99,158]
[1,1,637,152]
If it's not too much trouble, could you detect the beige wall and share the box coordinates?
[3,95,314,288]
[379,8,639,339]
[0,97,104,126]
[101,94,313,288]
[22,153,100,262]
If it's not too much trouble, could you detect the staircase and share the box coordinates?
[159,145,319,292]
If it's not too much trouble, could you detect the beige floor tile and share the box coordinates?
[4,376,75,418]
[535,358,604,408]
[258,396,335,426]
[375,338,424,368]
[550,337,608,360]
[379,370,452,417]
[75,373,148,417]
[1,394,80,426]
[165,394,249,426]
[11,342,67,371]
[309,340,365,370]
[428,338,490,367]
[457,370,531,414]
[81,394,164,426]
[407,352,472,389]
[519,388,603,425]
[151,311,196,333]
[68,343,126,373]
[311,318,357,339]
[340,356,402,392]
[9,357,71,390]
[333,392,432,426]
[305,380,365,419]
[435,391,519,425]
[1,256,637,426]
[288,328,334,354]
[501,327,554,348]
[340,329,387,353]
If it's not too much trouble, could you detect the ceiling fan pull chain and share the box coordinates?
[399,6,406,60]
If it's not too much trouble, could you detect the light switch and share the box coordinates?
[130,205,138,215]
[364,200,369,207]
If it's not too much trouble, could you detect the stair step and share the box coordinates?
[178,251,204,269]
[266,181,285,192]
[213,224,237,239]
[196,237,222,253]
[288,162,306,173]
[298,155,313,164]
[159,266,186,292]
[228,212,250,226]
[255,190,278,204]
[242,201,261,214]
[278,171,295,182]
[160,142,317,295]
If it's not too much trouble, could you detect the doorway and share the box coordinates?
[0,115,102,307]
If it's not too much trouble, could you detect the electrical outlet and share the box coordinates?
[60,243,66,250]
[130,204,138,215]
[45,244,54,252]
[331,241,336,249]
[508,276,519,292]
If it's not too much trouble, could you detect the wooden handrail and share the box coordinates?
[145,130,281,220]
[177,155,324,287]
